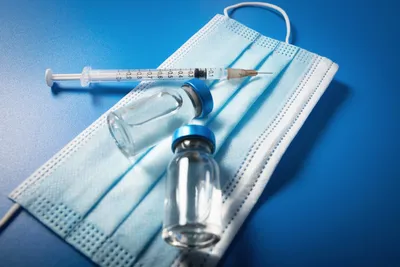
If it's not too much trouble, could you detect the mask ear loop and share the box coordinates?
[223,2,291,44]
[0,203,21,231]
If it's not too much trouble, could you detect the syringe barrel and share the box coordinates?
[81,67,229,86]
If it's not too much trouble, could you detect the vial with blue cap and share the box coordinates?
[163,125,222,249]
[107,79,213,158]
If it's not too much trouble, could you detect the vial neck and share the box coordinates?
[182,85,202,118]
[174,139,213,154]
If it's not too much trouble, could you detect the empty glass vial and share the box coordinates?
[107,79,213,158]
[163,125,222,249]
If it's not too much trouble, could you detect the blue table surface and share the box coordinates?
[0,0,399,266]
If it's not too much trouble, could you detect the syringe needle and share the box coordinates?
[256,71,273,74]
[226,68,274,79]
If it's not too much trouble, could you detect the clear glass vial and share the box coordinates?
[107,79,213,159]
[163,125,222,249]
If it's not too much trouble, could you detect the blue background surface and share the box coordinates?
[0,0,399,266]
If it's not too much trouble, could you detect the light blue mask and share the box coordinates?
[1,2,338,267]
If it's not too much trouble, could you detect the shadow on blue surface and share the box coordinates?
[51,82,136,96]
[218,79,350,267]
[260,80,349,202]
[50,81,186,107]
[51,82,139,106]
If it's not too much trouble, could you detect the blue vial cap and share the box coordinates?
[172,125,216,153]
[184,79,213,118]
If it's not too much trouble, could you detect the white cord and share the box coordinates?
[0,203,21,230]
[223,2,291,44]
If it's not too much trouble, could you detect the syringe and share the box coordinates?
[45,67,272,87]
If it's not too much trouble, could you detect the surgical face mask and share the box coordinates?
[1,2,338,267]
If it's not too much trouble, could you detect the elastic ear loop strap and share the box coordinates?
[223,1,291,44]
